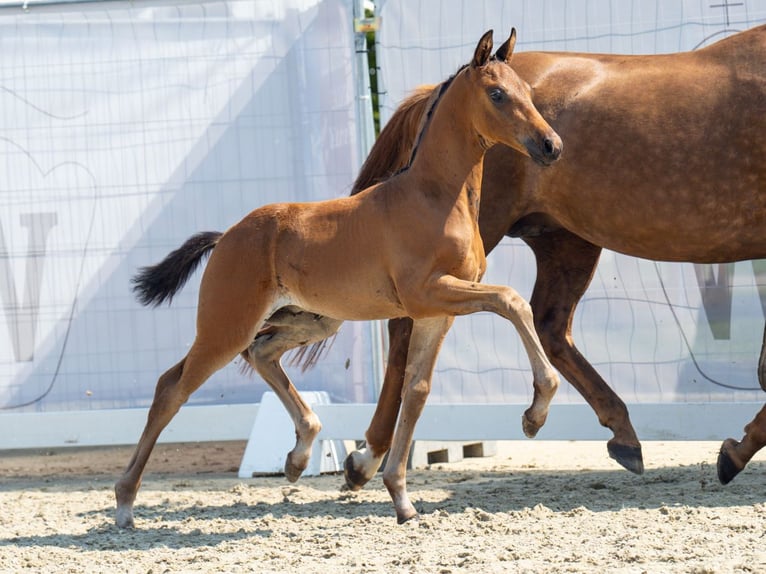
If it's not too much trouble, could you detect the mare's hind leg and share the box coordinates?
[758,322,766,391]
[115,336,249,528]
[524,230,644,474]
[344,317,411,491]
[244,308,342,482]
[718,403,766,484]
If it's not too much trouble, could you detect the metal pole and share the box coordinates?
[352,0,377,162]
[352,0,386,399]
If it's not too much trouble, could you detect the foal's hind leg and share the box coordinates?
[244,309,342,482]
[115,337,247,528]
[718,403,766,484]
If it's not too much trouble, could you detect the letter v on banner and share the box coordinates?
[694,262,733,340]
[751,260,766,320]
[0,213,58,362]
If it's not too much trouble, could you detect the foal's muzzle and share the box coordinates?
[526,133,563,166]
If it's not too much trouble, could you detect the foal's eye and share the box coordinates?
[488,88,506,104]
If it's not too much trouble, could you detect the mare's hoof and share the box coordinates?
[343,452,367,492]
[607,441,644,475]
[717,440,743,485]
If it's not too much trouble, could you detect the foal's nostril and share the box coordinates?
[542,136,562,161]
[543,137,555,156]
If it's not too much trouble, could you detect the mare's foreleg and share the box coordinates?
[344,317,412,491]
[244,309,342,482]
[718,403,766,484]
[382,316,453,523]
[524,231,643,474]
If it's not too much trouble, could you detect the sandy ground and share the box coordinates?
[1,440,765,573]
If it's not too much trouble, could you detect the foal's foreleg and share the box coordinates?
[382,316,453,524]
[344,317,412,491]
[425,275,560,435]
[244,312,342,482]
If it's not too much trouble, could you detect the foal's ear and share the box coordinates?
[472,29,494,68]
[495,27,517,63]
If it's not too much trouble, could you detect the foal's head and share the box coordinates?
[461,29,562,165]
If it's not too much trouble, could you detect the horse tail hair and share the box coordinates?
[287,335,338,373]
[132,231,223,307]
[350,84,437,195]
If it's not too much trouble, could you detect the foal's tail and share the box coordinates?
[350,84,436,195]
[132,231,223,307]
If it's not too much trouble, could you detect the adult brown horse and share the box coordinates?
[114,29,563,527]
[341,23,766,492]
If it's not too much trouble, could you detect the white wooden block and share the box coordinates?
[238,391,346,478]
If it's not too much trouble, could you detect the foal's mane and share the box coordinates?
[404,64,467,169]
[350,64,471,195]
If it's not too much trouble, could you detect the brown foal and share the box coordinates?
[115,28,562,527]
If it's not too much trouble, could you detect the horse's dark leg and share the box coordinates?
[718,403,766,484]
[758,322,766,391]
[344,317,412,491]
[523,229,644,474]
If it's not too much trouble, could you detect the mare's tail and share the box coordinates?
[132,231,223,307]
[350,84,436,195]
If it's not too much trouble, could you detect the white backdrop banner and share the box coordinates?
[376,0,766,406]
[0,0,377,413]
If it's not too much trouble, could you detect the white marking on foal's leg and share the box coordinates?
[343,445,386,490]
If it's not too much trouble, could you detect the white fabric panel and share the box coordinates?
[376,0,766,405]
[0,0,375,412]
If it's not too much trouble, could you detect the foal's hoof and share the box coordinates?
[607,440,644,475]
[521,411,542,438]
[343,452,368,492]
[284,454,306,483]
[115,506,135,529]
[396,510,420,525]
[717,439,744,485]
[343,451,370,491]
